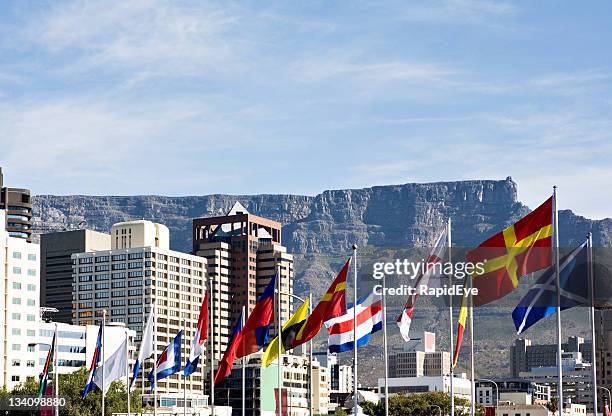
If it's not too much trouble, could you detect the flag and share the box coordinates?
[185,292,209,376]
[83,322,103,398]
[262,298,310,367]
[94,338,127,394]
[452,286,469,368]
[469,197,553,306]
[148,330,183,391]
[397,228,447,342]
[513,240,588,334]
[130,305,155,388]
[325,290,383,353]
[214,310,244,385]
[214,274,275,384]
[38,329,56,397]
[289,259,350,349]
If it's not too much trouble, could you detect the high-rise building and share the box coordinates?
[388,332,450,378]
[313,351,353,394]
[0,210,40,389]
[40,229,111,323]
[510,337,590,377]
[192,202,294,395]
[72,220,209,398]
[0,167,33,242]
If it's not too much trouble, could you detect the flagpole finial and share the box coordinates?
[352,244,357,250]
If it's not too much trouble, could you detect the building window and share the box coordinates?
[12,313,21,320]
[27,329,35,336]
[12,344,21,351]
[12,328,21,336]
[28,254,36,261]
[13,267,21,274]
[27,314,36,322]
[28,269,36,276]
[12,282,21,290]
[13,251,21,259]
[27,299,35,306]
[27,284,36,291]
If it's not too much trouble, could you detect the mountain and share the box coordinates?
[31,177,612,383]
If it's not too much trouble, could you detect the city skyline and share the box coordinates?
[0,1,611,219]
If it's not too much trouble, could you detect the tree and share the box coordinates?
[9,367,141,416]
[361,392,485,416]
[546,398,558,414]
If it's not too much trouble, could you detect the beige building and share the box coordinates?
[72,220,209,397]
[389,332,450,378]
[496,404,551,416]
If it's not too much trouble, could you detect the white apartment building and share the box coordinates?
[72,220,209,397]
[0,210,40,390]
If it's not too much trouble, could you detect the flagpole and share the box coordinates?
[309,293,313,416]
[468,275,475,416]
[183,317,187,416]
[142,248,146,398]
[382,272,389,416]
[588,232,598,415]
[126,328,131,416]
[447,218,455,416]
[154,302,158,416]
[277,265,283,416]
[209,277,216,416]
[553,186,564,416]
[242,305,246,416]
[54,322,59,416]
[352,244,359,416]
[102,310,106,416]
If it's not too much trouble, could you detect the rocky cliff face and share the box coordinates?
[32,177,612,254]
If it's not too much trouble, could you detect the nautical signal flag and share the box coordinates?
[452,284,469,368]
[468,196,553,306]
[39,328,56,398]
[185,292,209,376]
[83,322,103,398]
[148,330,183,391]
[262,298,310,367]
[288,259,350,350]
[215,274,276,384]
[513,240,589,334]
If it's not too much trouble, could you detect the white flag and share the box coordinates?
[130,305,155,388]
[94,339,127,394]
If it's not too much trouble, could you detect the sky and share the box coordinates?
[0,1,611,219]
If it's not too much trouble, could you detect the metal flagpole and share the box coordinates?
[183,317,187,416]
[54,323,59,416]
[468,275,475,416]
[447,218,455,416]
[382,272,389,416]
[553,186,564,416]
[126,328,131,416]
[352,244,359,416]
[309,293,313,416]
[142,249,146,398]
[154,302,158,416]
[102,310,106,416]
[242,305,246,416]
[277,264,283,416]
[588,233,599,416]
[209,277,215,416]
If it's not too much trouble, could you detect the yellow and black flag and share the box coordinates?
[262,298,309,367]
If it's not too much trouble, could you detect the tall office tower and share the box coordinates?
[72,220,209,397]
[0,210,41,389]
[0,167,33,242]
[594,309,612,401]
[40,229,111,323]
[192,202,294,358]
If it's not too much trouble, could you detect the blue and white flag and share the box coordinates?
[513,240,589,334]
[130,305,155,389]
[82,322,103,398]
[325,291,383,353]
[148,330,183,392]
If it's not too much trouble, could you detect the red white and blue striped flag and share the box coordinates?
[325,290,383,353]
[82,322,103,398]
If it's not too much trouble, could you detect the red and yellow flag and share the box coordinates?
[469,196,553,306]
[289,258,350,349]
[452,285,469,368]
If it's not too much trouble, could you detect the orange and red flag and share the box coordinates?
[469,196,553,306]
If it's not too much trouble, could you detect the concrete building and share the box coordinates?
[388,332,451,378]
[0,168,33,242]
[496,403,552,416]
[510,337,591,377]
[72,220,209,398]
[0,209,40,389]
[475,378,551,406]
[313,351,353,394]
[378,374,472,400]
[40,229,111,323]
[215,354,329,416]
[192,202,294,397]
[519,352,594,413]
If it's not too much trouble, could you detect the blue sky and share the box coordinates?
[0,1,611,219]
